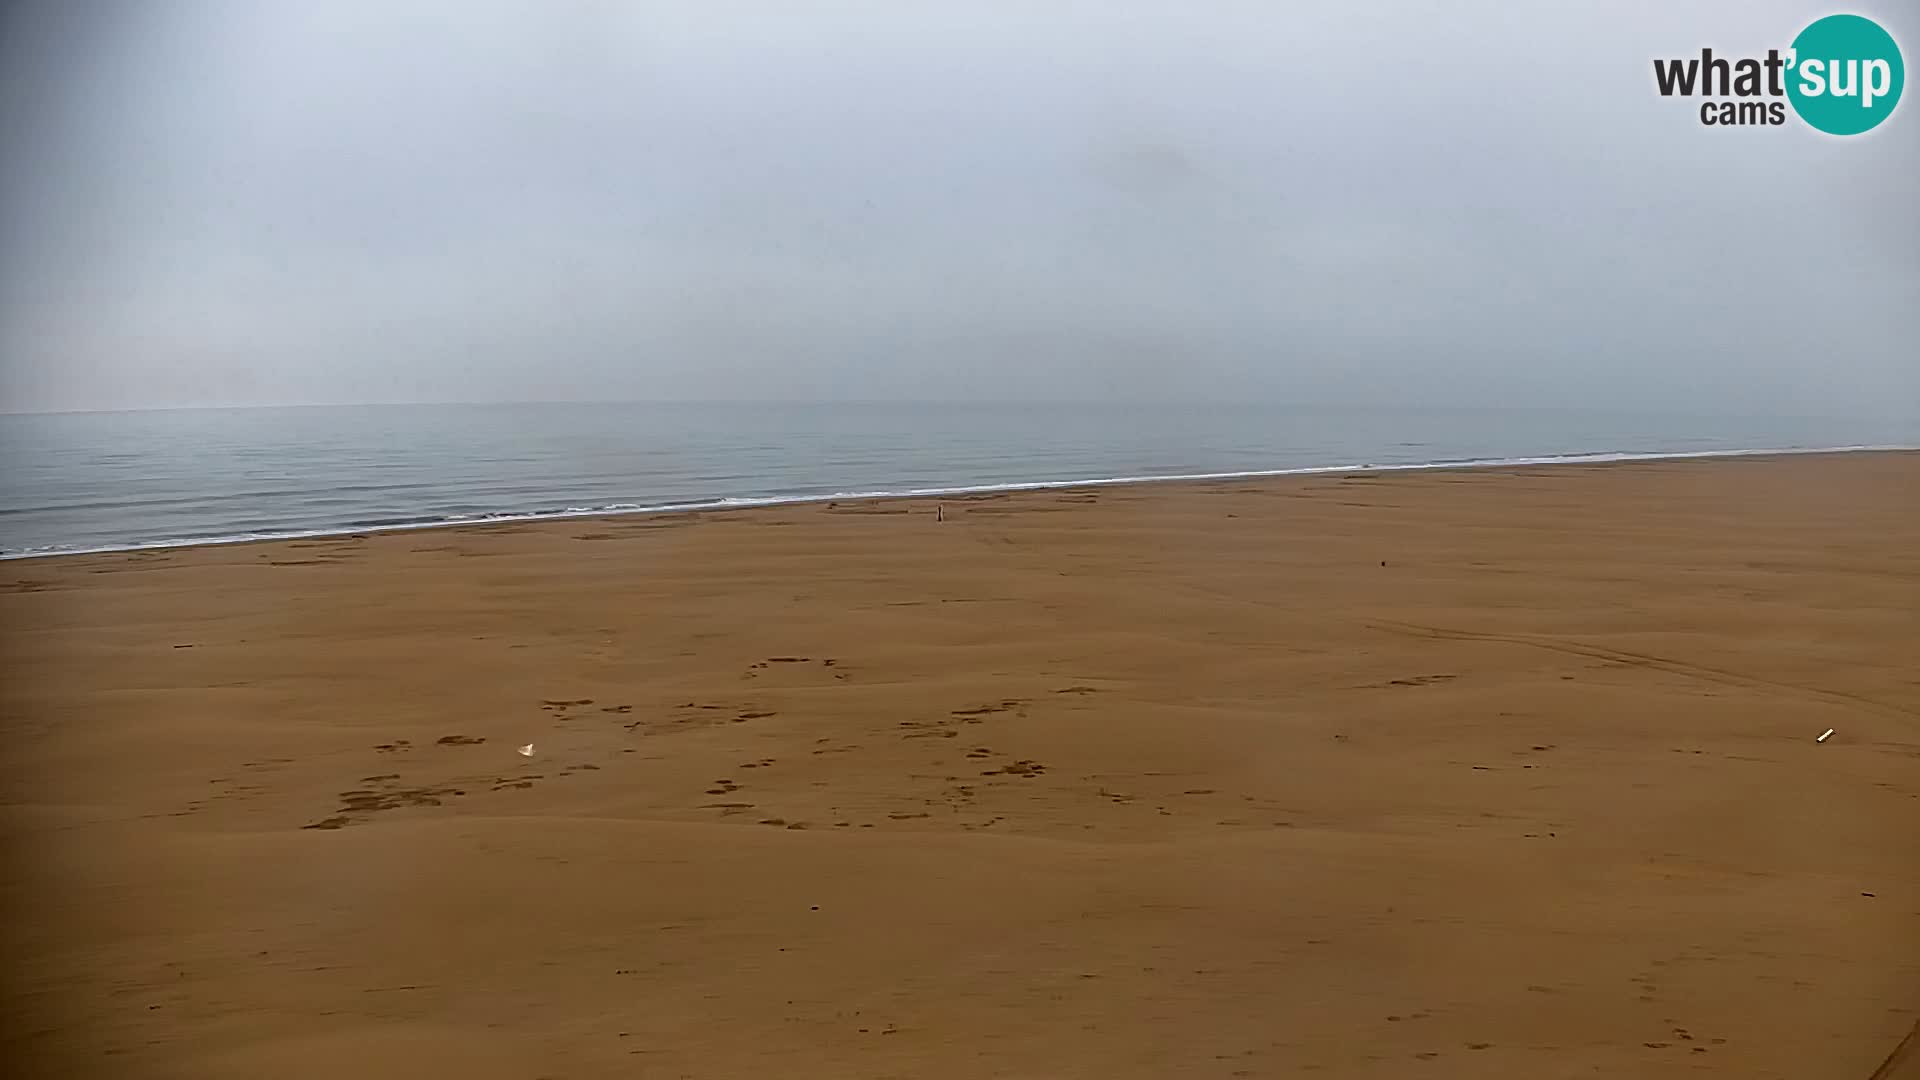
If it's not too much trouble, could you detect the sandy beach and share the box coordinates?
[2,450,1917,1079]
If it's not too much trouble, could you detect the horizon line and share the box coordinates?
[5,399,1918,422]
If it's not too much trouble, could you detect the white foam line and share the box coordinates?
[3,442,1914,561]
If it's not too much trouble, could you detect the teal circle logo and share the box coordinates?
[1786,14,1904,135]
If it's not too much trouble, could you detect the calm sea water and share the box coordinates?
[2,403,1914,558]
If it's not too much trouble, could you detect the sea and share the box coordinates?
[2,402,1915,559]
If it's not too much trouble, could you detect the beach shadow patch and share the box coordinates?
[436,735,485,746]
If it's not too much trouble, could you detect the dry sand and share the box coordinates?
[3,451,1918,1079]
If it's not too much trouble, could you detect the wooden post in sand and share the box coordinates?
[936,503,944,523]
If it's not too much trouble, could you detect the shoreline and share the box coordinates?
[5,441,1916,563]
[3,448,1916,1078]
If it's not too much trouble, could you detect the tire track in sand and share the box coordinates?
[1365,618,1920,727]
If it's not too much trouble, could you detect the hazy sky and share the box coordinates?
[1,1,1914,415]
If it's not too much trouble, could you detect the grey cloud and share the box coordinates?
[1,0,1915,415]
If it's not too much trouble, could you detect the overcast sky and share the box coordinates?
[0,1,1914,415]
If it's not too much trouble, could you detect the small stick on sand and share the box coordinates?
[1817,728,1834,743]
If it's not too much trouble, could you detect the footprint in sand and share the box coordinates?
[951,700,1025,719]
[302,783,467,828]
[745,658,840,682]
[1379,674,1457,688]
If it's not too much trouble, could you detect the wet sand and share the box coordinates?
[3,451,1918,1079]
